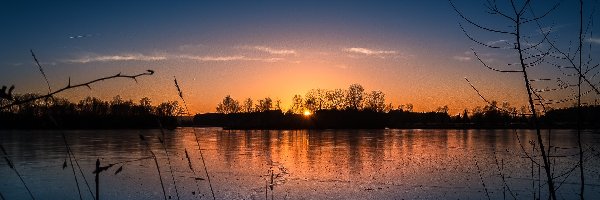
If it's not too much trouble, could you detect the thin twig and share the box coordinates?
[30,50,51,93]
[140,134,168,200]
[1,70,154,110]
[0,144,36,200]
[184,149,202,199]
[194,130,216,200]
[493,151,517,199]
[157,127,180,200]
[474,155,491,200]
[465,77,530,115]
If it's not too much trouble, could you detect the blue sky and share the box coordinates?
[1,0,598,113]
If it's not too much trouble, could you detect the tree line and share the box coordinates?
[216,84,412,114]
[0,94,183,129]
[198,84,600,129]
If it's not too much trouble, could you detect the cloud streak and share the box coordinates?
[239,45,297,55]
[343,47,397,56]
[66,53,167,63]
[179,55,283,62]
[452,56,472,62]
[65,52,284,64]
[588,38,600,44]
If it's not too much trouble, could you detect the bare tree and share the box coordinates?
[326,89,346,110]
[290,94,305,114]
[216,95,240,114]
[255,97,273,112]
[450,1,569,199]
[363,90,386,112]
[346,84,364,110]
[242,98,254,113]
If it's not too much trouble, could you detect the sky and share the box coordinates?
[1,0,599,114]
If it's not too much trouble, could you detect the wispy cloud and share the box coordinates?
[588,38,600,44]
[66,53,167,63]
[486,39,510,46]
[239,45,296,55]
[343,47,397,55]
[65,52,285,64]
[452,56,472,62]
[179,55,283,62]
[178,55,246,61]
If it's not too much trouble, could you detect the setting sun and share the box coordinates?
[303,110,312,116]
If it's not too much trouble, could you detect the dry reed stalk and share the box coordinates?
[157,131,181,200]
[194,130,216,200]
[184,148,202,198]
[493,150,515,199]
[474,156,490,200]
[175,76,215,199]
[1,144,35,200]
[140,134,168,200]
[60,131,94,200]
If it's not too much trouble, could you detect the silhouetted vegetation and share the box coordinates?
[195,104,600,130]
[194,84,600,129]
[0,94,183,129]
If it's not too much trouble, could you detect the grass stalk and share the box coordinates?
[184,149,202,198]
[95,159,99,200]
[157,130,181,200]
[194,131,216,200]
[474,156,490,200]
[0,144,35,200]
[140,134,168,200]
[493,150,515,199]
[151,150,168,200]
[60,131,95,199]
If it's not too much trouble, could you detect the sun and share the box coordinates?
[303,110,312,116]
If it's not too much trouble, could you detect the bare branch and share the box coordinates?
[518,0,533,16]
[1,70,155,110]
[527,2,600,95]
[30,50,52,93]
[450,0,516,35]
[521,1,561,25]
[460,24,505,49]
[473,49,523,72]
[485,0,517,22]
[465,77,528,116]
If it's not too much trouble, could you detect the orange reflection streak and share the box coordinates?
[169,128,584,199]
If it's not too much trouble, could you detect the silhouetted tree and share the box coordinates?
[255,97,272,112]
[290,94,304,114]
[326,89,346,110]
[242,98,253,113]
[384,103,394,113]
[346,84,364,110]
[450,0,566,198]
[405,103,413,112]
[435,105,449,114]
[363,90,386,112]
[305,89,327,111]
[461,109,470,123]
[79,96,110,116]
[274,99,282,111]
[156,101,183,117]
[110,95,135,116]
[216,95,240,114]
